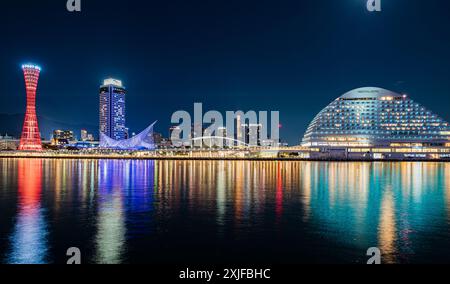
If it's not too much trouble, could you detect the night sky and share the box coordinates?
[1,0,450,144]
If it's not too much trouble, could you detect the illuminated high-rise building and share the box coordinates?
[302,87,450,147]
[216,126,226,147]
[81,129,88,141]
[236,114,242,145]
[169,126,182,147]
[99,78,126,140]
[19,64,43,151]
[248,123,262,146]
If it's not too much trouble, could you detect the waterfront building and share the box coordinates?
[260,139,280,147]
[238,123,262,146]
[240,123,249,145]
[190,123,203,147]
[19,64,43,151]
[248,123,262,146]
[203,128,213,147]
[99,78,126,140]
[158,138,172,148]
[170,126,182,147]
[0,134,19,150]
[301,87,450,160]
[216,126,227,148]
[236,114,242,146]
[70,141,99,149]
[81,129,88,141]
[53,130,74,139]
[80,130,95,142]
[153,132,163,145]
[99,122,157,150]
[51,130,75,146]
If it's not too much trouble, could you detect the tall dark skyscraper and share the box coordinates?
[99,78,126,140]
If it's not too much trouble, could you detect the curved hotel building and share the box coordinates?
[301,87,450,160]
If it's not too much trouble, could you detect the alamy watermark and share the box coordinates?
[171,103,280,148]
[67,0,81,12]
[66,1,380,13]
[367,0,381,12]
[367,247,381,264]
[66,247,81,264]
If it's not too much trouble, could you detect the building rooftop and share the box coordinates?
[339,87,405,100]
[22,64,41,71]
[102,78,123,87]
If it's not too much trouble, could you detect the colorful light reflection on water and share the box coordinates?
[0,159,449,264]
[5,159,48,264]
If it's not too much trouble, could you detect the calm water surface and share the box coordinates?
[0,158,449,264]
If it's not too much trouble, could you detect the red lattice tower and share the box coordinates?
[19,64,43,151]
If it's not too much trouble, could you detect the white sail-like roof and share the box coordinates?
[100,121,157,150]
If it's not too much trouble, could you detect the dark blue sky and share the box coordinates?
[1,0,450,144]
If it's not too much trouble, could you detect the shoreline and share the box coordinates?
[0,153,449,162]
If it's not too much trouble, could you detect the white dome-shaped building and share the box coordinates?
[302,87,450,149]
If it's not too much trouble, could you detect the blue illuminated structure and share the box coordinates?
[99,79,127,140]
[99,122,157,150]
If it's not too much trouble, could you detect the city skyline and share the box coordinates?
[2,1,450,145]
[3,0,450,268]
